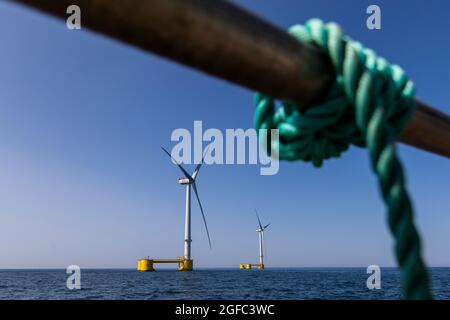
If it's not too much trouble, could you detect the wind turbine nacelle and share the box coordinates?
[178,177,191,185]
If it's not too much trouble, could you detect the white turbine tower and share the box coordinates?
[161,147,211,271]
[255,209,270,268]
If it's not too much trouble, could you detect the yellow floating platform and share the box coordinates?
[239,263,264,270]
[137,258,194,271]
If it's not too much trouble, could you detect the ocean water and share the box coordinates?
[0,268,449,300]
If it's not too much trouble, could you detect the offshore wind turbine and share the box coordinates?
[161,146,211,270]
[239,209,270,270]
[255,209,270,268]
[137,147,211,272]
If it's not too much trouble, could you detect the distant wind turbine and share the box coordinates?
[255,209,270,267]
[239,209,271,270]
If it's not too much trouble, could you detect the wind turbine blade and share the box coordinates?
[192,163,203,180]
[192,182,212,249]
[263,223,271,230]
[192,146,210,180]
[161,147,193,180]
[255,209,263,230]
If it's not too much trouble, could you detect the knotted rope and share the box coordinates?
[255,19,432,299]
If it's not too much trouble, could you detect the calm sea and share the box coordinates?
[0,268,449,300]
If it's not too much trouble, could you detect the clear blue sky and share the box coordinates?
[0,0,449,268]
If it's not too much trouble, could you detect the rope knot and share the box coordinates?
[255,87,359,167]
[255,19,415,167]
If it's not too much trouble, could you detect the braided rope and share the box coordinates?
[255,19,432,299]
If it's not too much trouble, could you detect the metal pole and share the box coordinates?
[258,232,264,266]
[184,184,191,260]
[9,0,450,158]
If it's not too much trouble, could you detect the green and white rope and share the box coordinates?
[254,19,432,299]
